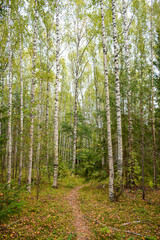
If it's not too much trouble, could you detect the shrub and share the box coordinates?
[0,183,25,223]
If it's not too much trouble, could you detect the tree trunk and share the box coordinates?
[46,80,50,176]
[52,0,60,188]
[150,0,157,188]
[13,131,17,179]
[122,0,133,185]
[46,29,50,178]
[7,0,12,188]
[112,0,123,181]
[28,0,37,193]
[72,64,78,170]
[140,69,145,200]
[18,30,23,186]
[100,0,114,201]
[72,23,80,170]
[36,80,42,183]
[1,76,4,182]
[93,59,99,129]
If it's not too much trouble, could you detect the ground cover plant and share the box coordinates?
[79,183,160,240]
[0,176,85,240]
[0,177,159,240]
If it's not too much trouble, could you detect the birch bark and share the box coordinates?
[122,0,133,167]
[46,30,50,177]
[100,0,114,201]
[52,0,60,188]
[28,0,37,192]
[112,0,123,180]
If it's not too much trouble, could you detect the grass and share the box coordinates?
[78,182,160,240]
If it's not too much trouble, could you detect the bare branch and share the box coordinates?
[82,215,148,238]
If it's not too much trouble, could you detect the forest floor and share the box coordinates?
[66,185,92,239]
[0,176,160,240]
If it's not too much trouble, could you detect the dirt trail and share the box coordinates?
[66,186,92,240]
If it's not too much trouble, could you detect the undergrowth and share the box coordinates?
[78,181,160,240]
[0,175,84,240]
[0,176,159,240]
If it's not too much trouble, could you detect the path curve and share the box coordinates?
[66,186,92,240]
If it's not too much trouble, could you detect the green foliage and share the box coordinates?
[100,227,110,234]
[79,184,160,239]
[67,234,77,240]
[58,160,71,179]
[76,147,107,180]
[128,151,141,186]
[0,183,25,223]
[145,237,157,240]
[60,175,85,189]
[148,180,154,188]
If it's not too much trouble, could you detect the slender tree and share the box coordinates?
[100,0,114,201]
[140,62,145,199]
[7,0,12,188]
[112,0,123,182]
[122,0,133,182]
[36,79,42,183]
[18,17,23,186]
[72,38,79,170]
[150,0,157,188]
[28,0,38,192]
[52,0,60,188]
[46,30,50,178]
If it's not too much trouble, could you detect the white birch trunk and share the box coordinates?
[52,0,60,188]
[122,0,133,159]
[46,31,50,175]
[112,0,123,180]
[7,0,12,188]
[28,0,37,192]
[100,0,114,201]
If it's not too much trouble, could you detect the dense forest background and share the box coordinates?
[0,0,160,200]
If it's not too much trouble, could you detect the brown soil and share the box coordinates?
[66,186,93,240]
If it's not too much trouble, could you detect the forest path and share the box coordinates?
[66,185,93,240]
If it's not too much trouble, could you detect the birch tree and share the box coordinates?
[112,0,123,182]
[122,0,133,175]
[72,34,79,170]
[52,0,60,188]
[28,0,38,192]
[100,0,114,201]
[46,32,50,178]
